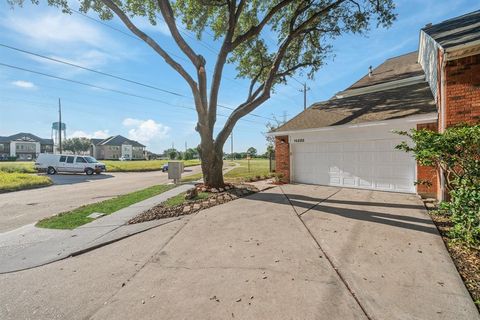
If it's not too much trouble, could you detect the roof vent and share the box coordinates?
[368,66,373,78]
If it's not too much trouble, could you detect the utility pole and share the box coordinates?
[58,98,62,154]
[300,82,310,110]
[230,132,234,161]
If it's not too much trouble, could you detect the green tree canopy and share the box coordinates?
[63,137,91,154]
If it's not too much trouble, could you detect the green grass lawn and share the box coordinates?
[0,159,201,173]
[180,172,203,183]
[179,159,272,184]
[0,162,36,173]
[36,184,175,229]
[163,191,210,207]
[103,159,201,172]
[224,159,272,182]
[0,172,52,192]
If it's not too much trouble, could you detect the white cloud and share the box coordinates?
[11,80,37,89]
[122,118,170,144]
[2,13,105,48]
[69,130,110,139]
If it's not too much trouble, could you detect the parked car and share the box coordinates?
[35,154,106,175]
[119,156,131,161]
[162,163,168,172]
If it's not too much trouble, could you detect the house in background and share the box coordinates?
[90,135,146,160]
[271,10,479,200]
[0,133,54,160]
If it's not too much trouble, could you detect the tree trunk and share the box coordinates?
[200,146,224,188]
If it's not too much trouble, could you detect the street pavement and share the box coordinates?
[0,185,477,320]
[0,166,202,233]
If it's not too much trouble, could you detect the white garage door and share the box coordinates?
[292,138,416,193]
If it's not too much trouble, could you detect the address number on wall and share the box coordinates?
[293,138,305,143]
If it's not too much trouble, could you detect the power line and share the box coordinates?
[0,42,277,122]
[71,8,301,106]
[0,62,196,111]
[0,43,186,98]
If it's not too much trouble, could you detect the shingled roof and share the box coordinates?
[0,132,53,144]
[422,10,480,49]
[92,135,145,147]
[274,82,436,132]
[346,51,423,90]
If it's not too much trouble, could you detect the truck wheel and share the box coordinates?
[85,168,94,175]
[47,167,56,175]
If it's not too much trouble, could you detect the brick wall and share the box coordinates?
[274,136,290,182]
[416,122,439,198]
[445,53,480,128]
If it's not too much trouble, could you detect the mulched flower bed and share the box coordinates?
[422,199,480,310]
[128,183,259,224]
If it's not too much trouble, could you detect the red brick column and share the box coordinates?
[416,122,439,198]
[274,136,290,182]
[445,53,480,128]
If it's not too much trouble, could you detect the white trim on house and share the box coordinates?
[268,113,438,137]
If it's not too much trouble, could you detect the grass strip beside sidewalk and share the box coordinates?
[0,172,52,192]
[36,184,175,230]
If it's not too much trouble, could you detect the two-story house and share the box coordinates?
[90,135,146,160]
[0,132,54,160]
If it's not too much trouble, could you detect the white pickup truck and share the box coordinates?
[35,154,106,175]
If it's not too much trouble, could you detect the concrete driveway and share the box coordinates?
[0,184,477,319]
[0,166,202,233]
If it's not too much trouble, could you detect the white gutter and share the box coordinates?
[439,49,448,201]
[267,113,438,136]
[335,75,425,99]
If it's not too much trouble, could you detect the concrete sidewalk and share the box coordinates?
[0,183,194,273]
[0,185,478,319]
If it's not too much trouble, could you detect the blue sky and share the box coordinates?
[0,0,478,154]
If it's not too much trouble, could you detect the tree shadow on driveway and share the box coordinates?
[245,190,438,236]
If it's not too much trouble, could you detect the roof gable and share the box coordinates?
[346,51,423,90]
[0,132,53,144]
[95,135,145,147]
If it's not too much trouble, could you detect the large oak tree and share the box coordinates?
[10,0,396,187]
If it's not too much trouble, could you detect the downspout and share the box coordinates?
[439,49,447,201]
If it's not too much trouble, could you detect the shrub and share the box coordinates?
[274,173,284,183]
[396,124,480,245]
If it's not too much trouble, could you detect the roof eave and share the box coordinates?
[268,113,438,136]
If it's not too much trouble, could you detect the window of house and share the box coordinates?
[0,144,4,152]
[59,156,66,162]
[76,157,86,163]
[66,156,74,164]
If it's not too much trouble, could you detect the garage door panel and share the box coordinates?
[359,178,374,188]
[292,139,415,193]
[342,177,357,187]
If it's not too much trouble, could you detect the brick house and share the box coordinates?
[271,10,479,200]
[90,135,146,160]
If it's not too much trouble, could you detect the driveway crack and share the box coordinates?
[280,186,373,320]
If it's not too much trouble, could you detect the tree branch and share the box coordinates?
[99,0,201,102]
[231,0,295,48]
[157,0,203,68]
[207,0,237,129]
[215,0,347,147]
